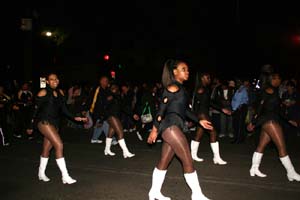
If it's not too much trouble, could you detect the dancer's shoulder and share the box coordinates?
[167,84,179,93]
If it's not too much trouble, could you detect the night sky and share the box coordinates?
[2,1,300,84]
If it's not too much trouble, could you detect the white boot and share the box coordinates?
[118,138,135,158]
[280,155,300,182]
[210,142,227,165]
[249,152,267,177]
[191,140,204,162]
[56,157,77,184]
[148,168,171,200]
[184,171,210,200]
[38,156,50,182]
[104,137,116,156]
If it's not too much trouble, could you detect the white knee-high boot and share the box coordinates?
[280,155,300,182]
[104,137,116,156]
[210,142,227,165]
[184,171,210,200]
[56,157,76,184]
[249,152,267,177]
[118,138,135,158]
[191,140,204,162]
[148,168,171,200]
[38,156,50,182]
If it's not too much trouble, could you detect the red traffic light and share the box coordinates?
[104,54,110,61]
[110,70,116,79]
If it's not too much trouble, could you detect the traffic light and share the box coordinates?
[104,54,110,61]
[110,70,116,79]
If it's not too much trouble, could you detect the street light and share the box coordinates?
[41,31,53,37]
[45,31,52,37]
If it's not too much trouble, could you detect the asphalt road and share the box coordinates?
[1,126,300,200]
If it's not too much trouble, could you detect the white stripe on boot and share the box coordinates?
[38,156,50,182]
[191,140,204,162]
[56,157,76,184]
[280,155,300,182]
[104,137,116,156]
[118,138,135,158]
[210,142,227,165]
[249,152,267,177]
[148,168,171,200]
[184,171,210,200]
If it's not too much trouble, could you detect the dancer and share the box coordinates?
[103,83,139,158]
[247,66,300,181]
[32,73,87,184]
[147,59,213,200]
[191,73,231,164]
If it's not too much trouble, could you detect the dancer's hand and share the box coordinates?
[199,120,213,130]
[147,126,158,144]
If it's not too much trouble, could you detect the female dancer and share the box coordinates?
[103,83,138,158]
[33,73,87,184]
[191,73,230,164]
[147,59,213,200]
[248,67,300,181]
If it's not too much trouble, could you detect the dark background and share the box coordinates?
[2,1,300,87]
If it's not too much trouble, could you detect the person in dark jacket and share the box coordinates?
[88,76,111,144]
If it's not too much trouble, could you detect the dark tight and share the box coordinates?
[256,121,287,157]
[194,114,217,143]
[107,116,124,140]
[38,122,63,158]
[157,126,194,173]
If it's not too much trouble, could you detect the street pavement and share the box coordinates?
[1,126,300,200]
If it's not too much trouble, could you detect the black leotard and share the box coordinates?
[252,88,286,127]
[193,86,211,116]
[104,91,133,119]
[154,81,198,134]
[33,86,74,128]
[193,86,222,117]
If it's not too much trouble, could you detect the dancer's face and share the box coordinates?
[174,62,189,83]
[47,74,59,89]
